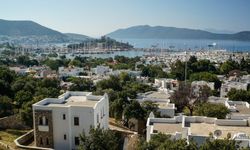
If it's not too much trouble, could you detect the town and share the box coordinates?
[1,1,250,150]
[0,39,250,149]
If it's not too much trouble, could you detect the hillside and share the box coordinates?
[0,19,64,36]
[0,19,90,44]
[107,25,250,41]
[64,33,92,42]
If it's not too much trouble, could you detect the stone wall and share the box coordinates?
[14,130,53,150]
[34,110,54,148]
[0,115,30,130]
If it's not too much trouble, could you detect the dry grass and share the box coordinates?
[0,129,27,148]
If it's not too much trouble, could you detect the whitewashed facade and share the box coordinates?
[32,91,109,150]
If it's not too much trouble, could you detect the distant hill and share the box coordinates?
[64,33,92,42]
[107,25,250,41]
[0,19,90,44]
[0,19,64,36]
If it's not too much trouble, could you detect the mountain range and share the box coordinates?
[1,19,250,45]
[0,19,90,44]
[107,25,250,41]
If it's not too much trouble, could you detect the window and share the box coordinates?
[63,114,66,120]
[40,137,43,145]
[39,117,43,125]
[74,117,79,126]
[46,138,49,145]
[64,134,67,140]
[97,114,99,123]
[45,118,48,125]
[75,137,79,146]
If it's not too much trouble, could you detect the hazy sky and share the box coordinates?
[1,0,250,37]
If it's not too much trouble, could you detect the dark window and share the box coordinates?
[40,137,43,145]
[39,117,43,125]
[74,117,79,126]
[64,134,67,140]
[97,114,99,123]
[75,137,79,145]
[63,114,66,120]
[46,138,49,145]
[45,118,48,125]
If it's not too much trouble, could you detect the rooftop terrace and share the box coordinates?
[153,123,182,134]
[33,91,104,108]
[190,123,250,139]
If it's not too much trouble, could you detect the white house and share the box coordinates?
[137,91,176,118]
[225,100,250,120]
[191,80,215,91]
[154,78,178,90]
[220,81,248,98]
[94,65,110,76]
[32,91,109,150]
[147,114,250,148]
[58,66,84,78]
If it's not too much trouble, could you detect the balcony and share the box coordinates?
[38,125,49,132]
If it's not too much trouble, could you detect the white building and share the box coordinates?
[154,78,178,91]
[220,81,248,97]
[137,91,176,118]
[94,65,110,76]
[32,91,109,150]
[191,80,215,91]
[58,66,84,78]
[225,100,250,120]
[147,114,250,148]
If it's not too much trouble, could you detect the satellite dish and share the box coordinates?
[214,130,222,138]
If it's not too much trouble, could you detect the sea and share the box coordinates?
[65,39,250,58]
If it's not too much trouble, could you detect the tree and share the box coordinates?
[141,65,168,79]
[220,60,239,75]
[14,90,33,108]
[43,59,63,70]
[141,101,159,119]
[170,60,186,80]
[79,126,122,150]
[0,96,13,117]
[194,103,229,119]
[123,100,145,126]
[136,133,198,150]
[200,138,239,150]
[190,60,217,73]
[170,82,211,116]
[96,75,122,91]
[68,78,94,91]
[227,89,250,102]
[190,72,221,89]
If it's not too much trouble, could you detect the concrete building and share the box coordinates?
[32,91,109,150]
[94,65,110,76]
[154,78,178,91]
[225,100,250,120]
[137,91,176,118]
[147,115,250,148]
[191,80,215,91]
[58,66,84,78]
[220,81,248,98]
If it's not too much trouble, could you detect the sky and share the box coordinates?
[0,0,250,37]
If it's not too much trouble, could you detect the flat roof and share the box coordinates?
[46,96,99,107]
[146,91,170,99]
[232,105,250,115]
[190,123,250,138]
[153,123,182,134]
[156,101,174,109]
[34,92,104,108]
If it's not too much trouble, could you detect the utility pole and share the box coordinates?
[184,43,187,85]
